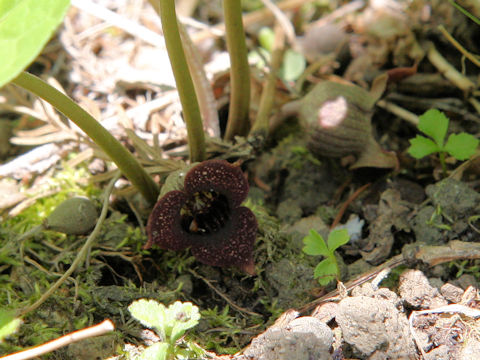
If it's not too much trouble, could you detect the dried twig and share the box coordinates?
[71,0,163,47]
[376,99,419,127]
[0,320,114,360]
[427,43,475,93]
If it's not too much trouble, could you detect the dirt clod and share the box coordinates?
[399,269,448,309]
[336,293,416,359]
[240,316,333,360]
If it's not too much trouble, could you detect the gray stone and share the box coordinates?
[336,295,416,359]
[241,316,333,360]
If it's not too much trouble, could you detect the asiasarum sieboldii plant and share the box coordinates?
[2,1,259,271]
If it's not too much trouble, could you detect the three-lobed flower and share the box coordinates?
[146,160,257,274]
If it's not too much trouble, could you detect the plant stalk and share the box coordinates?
[149,0,220,137]
[250,23,285,137]
[12,72,159,204]
[439,151,447,177]
[223,0,251,140]
[158,0,206,162]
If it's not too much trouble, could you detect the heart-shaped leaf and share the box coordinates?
[0,0,70,88]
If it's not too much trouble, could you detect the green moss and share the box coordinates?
[3,164,100,229]
[0,164,103,354]
[197,306,248,354]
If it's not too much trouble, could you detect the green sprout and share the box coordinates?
[253,26,306,83]
[128,299,203,360]
[407,109,479,175]
[302,229,350,286]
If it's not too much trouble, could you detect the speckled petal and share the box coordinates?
[191,207,257,274]
[184,160,248,208]
[146,190,191,251]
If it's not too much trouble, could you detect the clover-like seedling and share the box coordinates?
[302,229,350,286]
[128,299,202,360]
[407,109,479,174]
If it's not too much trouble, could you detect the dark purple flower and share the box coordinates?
[146,160,257,274]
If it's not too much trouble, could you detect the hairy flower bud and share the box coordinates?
[45,197,97,235]
[283,77,397,169]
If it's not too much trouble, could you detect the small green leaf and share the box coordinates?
[128,299,166,337]
[0,0,70,88]
[407,136,440,159]
[258,27,274,52]
[313,259,337,285]
[327,229,350,252]
[136,342,169,360]
[280,49,306,82]
[418,109,449,146]
[0,310,21,342]
[444,133,479,160]
[302,229,330,257]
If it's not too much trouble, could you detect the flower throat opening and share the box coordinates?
[180,191,230,235]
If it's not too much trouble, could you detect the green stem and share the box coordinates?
[223,0,251,140]
[439,151,447,177]
[448,0,480,26]
[159,0,206,162]
[12,72,159,204]
[149,0,220,137]
[330,253,340,281]
[250,24,285,137]
[178,21,220,138]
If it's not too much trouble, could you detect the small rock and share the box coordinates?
[455,274,478,290]
[440,283,464,303]
[428,277,444,290]
[241,316,333,360]
[351,282,400,306]
[426,178,480,220]
[312,302,338,323]
[336,295,416,359]
[399,269,448,309]
[461,286,478,304]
